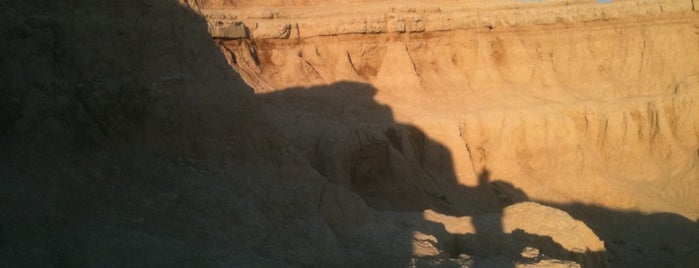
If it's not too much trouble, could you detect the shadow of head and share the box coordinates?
[258,83,537,216]
[258,81,393,125]
[260,82,457,213]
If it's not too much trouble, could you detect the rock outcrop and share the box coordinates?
[424,202,606,267]
[201,0,699,267]
[2,0,697,267]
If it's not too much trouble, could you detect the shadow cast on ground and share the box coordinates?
[258,81,647,267]
[2,0,696,266]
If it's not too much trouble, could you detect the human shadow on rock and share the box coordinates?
[258,81,607,267]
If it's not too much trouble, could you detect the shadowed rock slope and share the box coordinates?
[2,0,338,266]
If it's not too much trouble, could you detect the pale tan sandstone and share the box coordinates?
[196,0,699,267]
[423,202,606,267]
[203,0,699,219]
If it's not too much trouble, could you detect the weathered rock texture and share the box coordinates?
[2,0,338,267]
[424,202,606,267]
[202,0,699,267]
[208,0,699,215]
[2,0,698,267]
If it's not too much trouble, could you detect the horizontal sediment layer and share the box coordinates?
[201,0,695,39]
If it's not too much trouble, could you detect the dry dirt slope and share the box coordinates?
[1,0,343,266]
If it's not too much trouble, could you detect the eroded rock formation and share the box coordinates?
[201,0,699,267]
[1,0,697,267]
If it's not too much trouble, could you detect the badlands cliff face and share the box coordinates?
[1,0,697,267]
[206,0,699,215]
[201,0,699,266]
